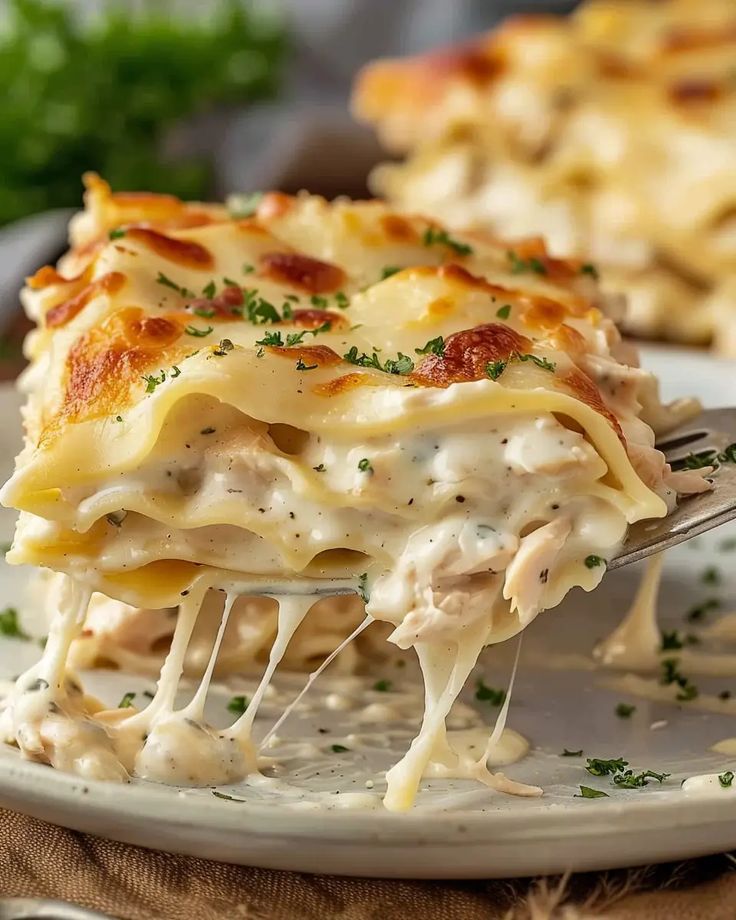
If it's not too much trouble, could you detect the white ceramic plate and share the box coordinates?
[2,346,736,879]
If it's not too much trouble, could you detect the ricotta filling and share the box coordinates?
[1,409,641,810]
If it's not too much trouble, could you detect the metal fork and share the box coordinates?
[611,407,736,569]
[224,408,736,598]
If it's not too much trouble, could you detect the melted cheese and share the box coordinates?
[0,178,697,810]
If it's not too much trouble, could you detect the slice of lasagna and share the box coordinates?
[353,0,736,351]
[0,174,701,810]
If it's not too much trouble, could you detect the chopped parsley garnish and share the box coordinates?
[334,292,349,309]
[310,295,328,308]
[422,226,473,256]
[295,359,318,371]
[256,330,283,347]
[226,695,249,715]
[212,790,246,802]
[496,304,512,320]
[0,607,28,640]
[114,415,123,423]
[142,370,167,393]
[381,266,401,280]
[343,346,414,376]
[185,324,213,338]
[475,679,506,706]
[312,464,326,472]
[702,566,721,585]
[118,691,136,709]
[108,227,126,240]
[373,679,392,692]
[243,263,255,275]
[358,458,374,474]
[507,250,547,275]
[719,771,734,788]
[580,263,599,280]
[561,748,583,757]
[171,365,181,378]
[613,769,669,788]
[486,360,507,381]
[194,306,216,319]
[357,572,369,604]
[516,352,556,372]
[331,744,349,753]
[577,785,608,798]
[585,555,605,569]
[156,271,193,298]
[661,630,684,651]
[485,351,556,382]
[660,658,698,701]
[585,757,628,777]
[227,191,263,219]
[213,339,234,356]
[415,336,445,357]
[686,598,720,622]
[202,280,217,299]
[615,703,636,718]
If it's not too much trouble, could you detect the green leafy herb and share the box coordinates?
[496,304,512,320]
[310,295,328,308]
[312,464,326,473]
[108,228,126,240]
[686,598,720,622]
[243,264,255,275]
[357,572,369,604]
[422,226,473,256]
[380,266,401,280]
[702,566,721,585]
[255,330,283,347]
[475,679,506,706]
[295,359,318,371]
[227,191,263,219]
[580,263,599,280]
[201,280,217,299]
[118,691,136,709]
[661,630,684,651]
[486,360,507,381]
[561,748,583,757]
[331,744,349,753]
[615,703,636,719]
[585,555,605,569]
[0,607,28,640]
[114,415,123,423]
[142,370,166,393]
[585,757,628,777]
[156,272,193,298]
[507,250,547,275]
[516,352,556,372]
[373,680,392,692]
[577,785,608,798]
[185,324,213,338]
[170,365,181,378]
[358,458,374,474]
[415,336,445,357]
[719,771,734,788]
[613,769,669,788]
[334,292,349,309]
[660,658,698,701]
[343,346,414,376]
[226,695,249,715]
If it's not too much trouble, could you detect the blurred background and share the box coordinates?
[0,0,584,367]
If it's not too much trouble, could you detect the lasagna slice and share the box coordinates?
[353,0,736,351]
[0,174,700,810]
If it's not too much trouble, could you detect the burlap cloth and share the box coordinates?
[0,808,735,919]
